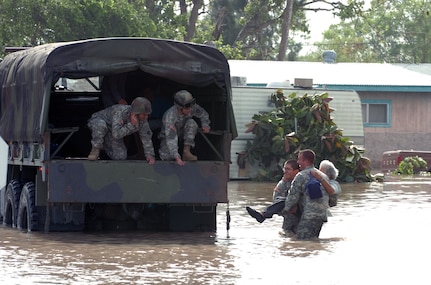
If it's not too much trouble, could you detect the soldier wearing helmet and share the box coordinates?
[159,90,211,166]
[87,97,155,164]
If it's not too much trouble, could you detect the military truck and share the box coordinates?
[0,38,236,232]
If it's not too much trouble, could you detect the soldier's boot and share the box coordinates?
[88,147,100,161]
[182,145,197,161]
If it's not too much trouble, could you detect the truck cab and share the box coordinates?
[0,38,236,232]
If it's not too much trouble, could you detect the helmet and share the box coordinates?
[131,97,152,114]
[174,90,196,108]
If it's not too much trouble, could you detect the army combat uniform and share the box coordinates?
[158,104,210,161]
[272,179,301,233]
[273,178,291,203]
[284,166,329,240]
[245,177,299,227]
[87,104,155,160]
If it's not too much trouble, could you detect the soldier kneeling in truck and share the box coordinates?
[87,97,156,164]
[158,90,211,166]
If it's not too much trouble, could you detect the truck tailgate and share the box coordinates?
[47,160,229,203]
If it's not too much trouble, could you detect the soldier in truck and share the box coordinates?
[87,97,156,164]
[159,90,211,166]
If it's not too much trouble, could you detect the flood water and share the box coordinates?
[1,175,431,285]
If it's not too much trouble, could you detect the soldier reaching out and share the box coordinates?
[87,97,155,164]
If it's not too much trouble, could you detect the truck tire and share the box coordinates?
[4,180,22,228]
[17,182,38,232]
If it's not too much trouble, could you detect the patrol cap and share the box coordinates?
[174,90,196,108]
[131,97,152,114]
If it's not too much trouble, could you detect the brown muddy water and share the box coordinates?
[1,175,431,285]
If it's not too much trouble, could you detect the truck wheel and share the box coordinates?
[17,182,38,232]
[4,180,22,228]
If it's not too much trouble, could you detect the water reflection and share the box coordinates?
[1,175,431,284]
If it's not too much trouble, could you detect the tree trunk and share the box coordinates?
[178,0,187,15]
[212,6,227,40]
[277,0,294,61]
[185,0,203,41]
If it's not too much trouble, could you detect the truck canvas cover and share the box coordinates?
[0,37,237,142]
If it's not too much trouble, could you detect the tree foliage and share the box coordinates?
[244,89,372,183]
[308,0,431,63]
[11,0,428,63]
[0,0,362,60]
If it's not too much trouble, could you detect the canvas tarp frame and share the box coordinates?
[0,37,237,142]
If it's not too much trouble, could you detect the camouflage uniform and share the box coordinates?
[284,166,329,239]
[270,179,299,231]
[158,104,210,160]
[87,104,155,160]
[273,178,291,203]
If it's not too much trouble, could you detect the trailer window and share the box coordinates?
[361,100,391,127]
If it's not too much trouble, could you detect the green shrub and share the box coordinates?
[244,89,372,182]
[394,156,428,175]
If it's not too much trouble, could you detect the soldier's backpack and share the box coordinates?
[306,172,323,199]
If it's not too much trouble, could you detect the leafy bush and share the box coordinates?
[244,89,372,182]
[394,156,428,175]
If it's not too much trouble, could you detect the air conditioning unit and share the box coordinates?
[294,78,313,88]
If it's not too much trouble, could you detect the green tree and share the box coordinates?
[205,0,364,60]
[308,0,431,63]
[0,0,153,49]
[301,20,377,62]
[0,0,366,60]
[0,0,208,55]
[51,0,153,40]
[0,0,52,47]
